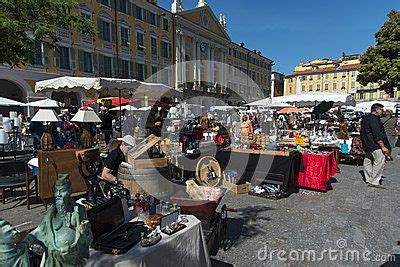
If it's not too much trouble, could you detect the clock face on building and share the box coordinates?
[200,42,206,53]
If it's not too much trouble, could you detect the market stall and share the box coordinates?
[272,92,356,107]
[35,76,182,137]
[87,215,211,267]
[294,151,338,192]
[216,148,302,190]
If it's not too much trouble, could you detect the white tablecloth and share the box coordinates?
[86,215,211,267]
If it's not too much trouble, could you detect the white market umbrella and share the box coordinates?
[272,92,356,107]
[247,98,293,108]
[35,76,180,98]
[356,101,398,113]
[110,105,137,111]
[210,106,236,111]
[137,106,151,111]
[22,98,64,108]
[35,76,182,136]
[0,97,24,106]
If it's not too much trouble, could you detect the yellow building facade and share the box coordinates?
[284,55,399,102]
[227,42,273,101]
[0,0,174,105]
[0,0,274,108]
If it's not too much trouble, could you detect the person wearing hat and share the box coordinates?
[101,135,136,183]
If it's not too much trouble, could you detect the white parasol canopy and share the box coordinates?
[247,98,293,108]
[22,98,64,108]
[137,106,152,111]
[110,105,137,111]
[210,106,236,111]
[272,92,356,107]
[0,97,24,106]
[35,76,181,98]
[355,100,398,113]
[110,105,152,111]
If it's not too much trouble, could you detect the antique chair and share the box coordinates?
[0,160,37,206]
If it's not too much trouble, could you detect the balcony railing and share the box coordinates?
[120,46,130,54]
[103,41,113,50]
[81,35,93,46]
[56,28,70,40]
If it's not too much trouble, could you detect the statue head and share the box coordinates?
[0,220,19,245]
[54,174,72,214]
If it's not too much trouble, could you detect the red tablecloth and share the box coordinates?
[296,152,338,192]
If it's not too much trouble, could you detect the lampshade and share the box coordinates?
[71,109,102,123]
[31,109,61,122]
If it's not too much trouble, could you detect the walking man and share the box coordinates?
[360,103,390,189]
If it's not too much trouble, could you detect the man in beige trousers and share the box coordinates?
[360,103,390,189]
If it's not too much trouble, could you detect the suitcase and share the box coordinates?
[87,197,148,255]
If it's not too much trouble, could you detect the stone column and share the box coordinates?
[206,46,210,84]
[182,36,186,85]
[175,32,182,88]
[196,41,201,86]
[222,51,227,90]
[210,47,214,84]
[192,39,197,84]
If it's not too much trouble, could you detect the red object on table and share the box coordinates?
[297,152,338,192]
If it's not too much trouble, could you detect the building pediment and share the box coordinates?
[178,6,231,42]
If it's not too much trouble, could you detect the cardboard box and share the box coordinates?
[223,180,251,194]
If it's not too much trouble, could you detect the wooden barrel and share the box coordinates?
[117,165,171,198]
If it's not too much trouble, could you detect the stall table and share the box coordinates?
[295,152,338,192]
[317,144,340,165]
[86,215,211,267]
[216,148,302,189]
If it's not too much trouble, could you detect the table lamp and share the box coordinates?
[31,109,61,151]
[71,108,102,149]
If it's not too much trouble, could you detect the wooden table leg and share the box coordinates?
[2,188,5,204]
[26,168,30,210]
[35,176,39,201]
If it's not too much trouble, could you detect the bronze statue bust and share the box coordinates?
[29,174,93,267]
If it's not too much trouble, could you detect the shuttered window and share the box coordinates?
[58,46,70,69]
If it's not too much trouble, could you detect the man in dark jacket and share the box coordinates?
[98,107,114,145]
[145,105,162,137]
[360,103,389,189]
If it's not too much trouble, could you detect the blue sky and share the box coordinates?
[158,0,399,74]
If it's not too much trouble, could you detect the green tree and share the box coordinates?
[0,0,95,67]
[357,10,400,93]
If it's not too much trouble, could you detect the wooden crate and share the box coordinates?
[223,180,251,194]
[127,156,168,169]
[128,134,160,160]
